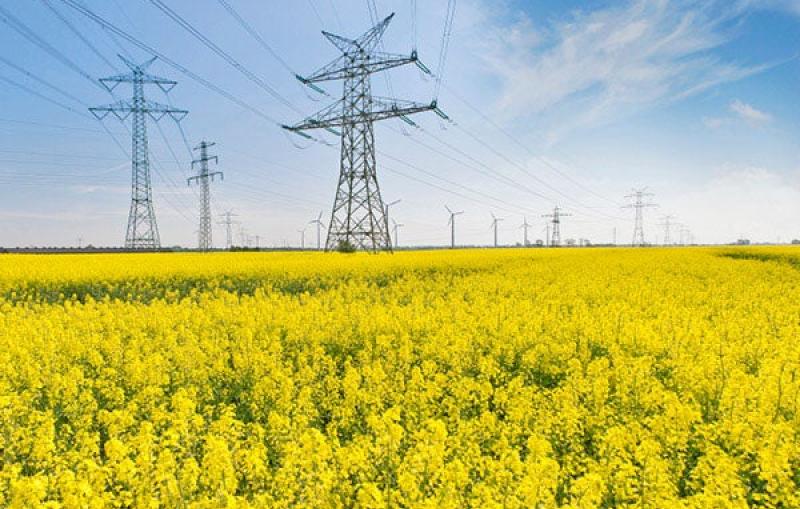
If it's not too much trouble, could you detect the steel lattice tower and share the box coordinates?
[91,56,187,249]
[659,214,675,246]
[218,210,238,249]
[285,13,444,252]
[543,206,571,247]
[188,141,223,251]
[623,188,657,247]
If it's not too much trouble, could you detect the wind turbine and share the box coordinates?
[384,199,401,242]
[490,213,504,247]
[445,205,464,249]
[309,211,325,250]
[298,227,306,249]
[391,219,404,249]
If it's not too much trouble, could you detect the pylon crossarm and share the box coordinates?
[99,73,177,92]
[303,54,417,83]
[287,100,435,131]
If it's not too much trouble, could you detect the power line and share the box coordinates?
[214,0,296,75]
[0,56,86,106]
[0,73,88,117]
[433,0,456,99]
[0,4,104,90]
[63,0,285,127]
[40,0,118,70]
[441,83,623,208]
[147,0,301,114]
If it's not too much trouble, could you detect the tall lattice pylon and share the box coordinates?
[91,56,187,249]
[623,188,657,247]
[543,206,571,247]
[284,13,444,252]
[188,141,223,251]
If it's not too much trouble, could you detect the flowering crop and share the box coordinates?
[0,247,798,508]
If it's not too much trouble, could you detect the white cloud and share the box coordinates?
[670,166,800,242]
[729,99,772,125]
[475,0,771,140]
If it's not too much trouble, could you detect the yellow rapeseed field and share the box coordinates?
[1,247,799,508]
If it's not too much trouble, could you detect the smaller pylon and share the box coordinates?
[217,210,238,249]
[188,141,223,251]
[542,206,571,247]
[623,188,657,247]
[658,215,675,246]
[520,217,531,246]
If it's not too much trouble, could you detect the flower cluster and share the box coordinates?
[0,247,798,507]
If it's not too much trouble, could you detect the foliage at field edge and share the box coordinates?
[0,248,798,508]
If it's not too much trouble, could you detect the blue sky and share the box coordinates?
[0,0,799,247]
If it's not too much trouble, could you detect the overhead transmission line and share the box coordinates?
[62,0,286,128]
[0,5,104,91]
[146,0,302,115]
[0,73,89,118]
[40,0,118,71]
[0,56,85,106]
[440,83,623,208]
[215,0,296,76]
[433,0,456,99]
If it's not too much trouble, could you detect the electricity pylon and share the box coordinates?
[543,206,571,247]
[217,210,238,249]
[392,218,403,248]
[309,211,325,250]
[188,141,223,251]
[490,213,504,247]
[284,13,444,252]
[520,217,531,246]
[91,55,187,249]
[658,215,675,246]
[623,188,657,247]
[445,205,463,249]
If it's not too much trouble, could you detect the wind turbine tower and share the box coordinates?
[310,211,325,250]
[491,213,504,247]
[445,205,464,249]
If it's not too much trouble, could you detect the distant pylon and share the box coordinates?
[445,205,463,249]
[623,188,657,247]
[659,215,675,246]
[543,206,571,247]
[520,217,531,246]
[490,213,504,247]
[217,210,238,249]
[284,13,443,252]
[188,141,223,251]
[90,55,187,249]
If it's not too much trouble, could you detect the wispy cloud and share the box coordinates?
[476,0,773,141]
[729,99,772,125]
